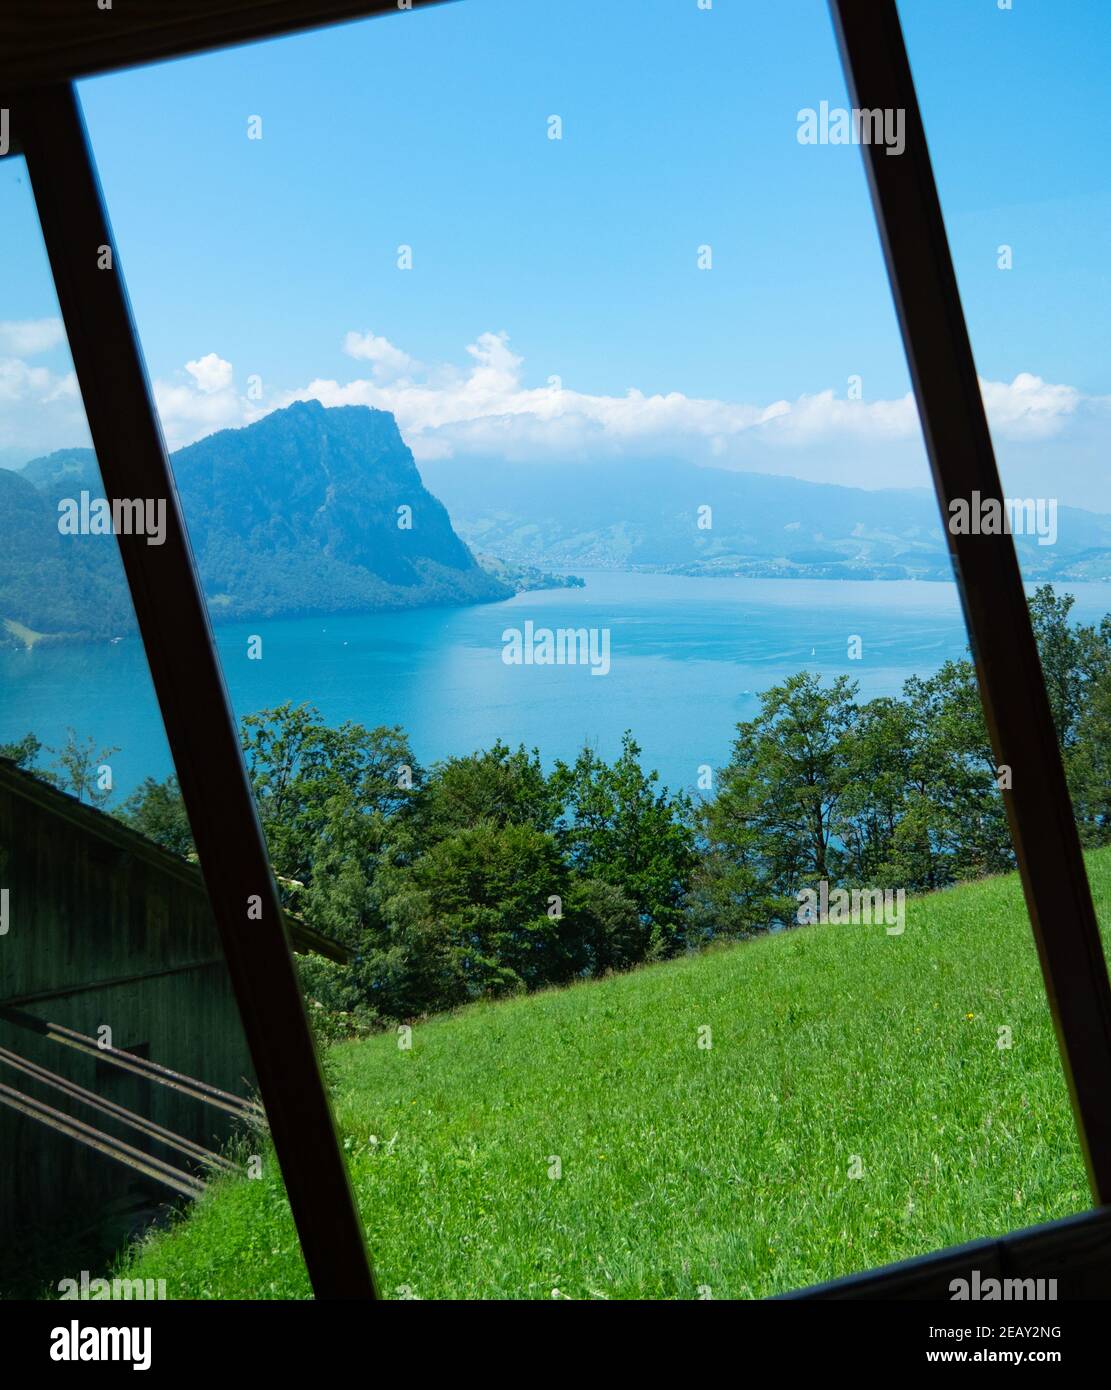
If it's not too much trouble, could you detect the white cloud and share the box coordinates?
[152,353,270,450]
[9,327,1107,506]
[185,353,234,395]
[273,333,1088,470]
[0,354,87,458]
[265,333,1050,464]
[342,331,418,383]
[0,358,56,402]
[263,336,1109,502]
[978,372,1080,440]
[0,317,66,356]
[154,380,247,446]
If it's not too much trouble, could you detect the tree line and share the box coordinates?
[4,585,1109,1027]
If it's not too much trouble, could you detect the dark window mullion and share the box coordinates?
[829,0,1111,1205]
[17,81,376,1299]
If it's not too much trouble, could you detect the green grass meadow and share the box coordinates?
[114,850,1111,1299]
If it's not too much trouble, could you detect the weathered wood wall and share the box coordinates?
[0,759,257,1293]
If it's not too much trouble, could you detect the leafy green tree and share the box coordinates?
[355,881,472,1020]
[901,660,1012,883]
[1068,664,1111,846]
[1026,586,1111,845]
[837,695,920,886]
[241,701,418,885]
[118,775,194,857]
[554,733,695,957]
[238,704,422,997]
[0,733,49,772]
[378,821,576,1003]
[406,741,560,848]
[49,729,119,807]
[1029,586,1089,750]
[565,875,654,974]
[693,674,859,936]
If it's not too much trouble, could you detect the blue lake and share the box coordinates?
[5,572,1111,800]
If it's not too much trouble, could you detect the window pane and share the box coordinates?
[899,0,1111,1000]
[52,0,1096,1298]
[0,154,291,1299]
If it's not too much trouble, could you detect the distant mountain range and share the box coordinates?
[421,456,1111,582]
[0,402,511,647]
[7,406,1111,650]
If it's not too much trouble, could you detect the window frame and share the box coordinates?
[2,0,1108,1299]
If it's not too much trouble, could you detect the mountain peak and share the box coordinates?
[3,406,510,644]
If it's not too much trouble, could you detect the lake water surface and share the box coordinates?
[5,572,1111,800]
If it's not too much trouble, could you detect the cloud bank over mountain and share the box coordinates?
[150,330,1111,508]
[5,318,1109,508]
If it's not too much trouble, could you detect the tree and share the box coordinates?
[565,875,654,975]
[0,733,49,773]
[837,695,920,886]
[49,729,119,807]
[377,821,577,1005]
[1029,585,1088,750]
[18,576,1111,1026]
[554,733,696,957]
[118,775,194,857]
[900,660,1012,884]
[1026,586,1111,846]
[241,701,418,887]
[406,741,560,848]
[693,674,859,937]
[1068,658,1111,846]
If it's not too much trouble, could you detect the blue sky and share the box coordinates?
[3,0,1111,505]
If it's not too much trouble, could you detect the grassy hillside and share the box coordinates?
[112,850,1111,1300]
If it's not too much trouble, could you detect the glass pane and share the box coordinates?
[61,0,1092,1298]
[0,153,297,1299]
[899,0,1111,1005]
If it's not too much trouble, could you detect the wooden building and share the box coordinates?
[0,757,345,1292]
